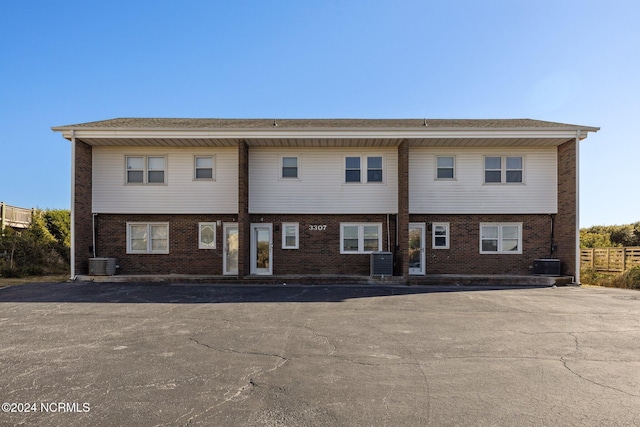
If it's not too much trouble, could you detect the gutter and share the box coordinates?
[69,130,76,280]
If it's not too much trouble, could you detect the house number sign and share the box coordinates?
[308,225,327,231]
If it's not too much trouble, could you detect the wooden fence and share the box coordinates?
[0,202,32,231]
[580,247,640,272]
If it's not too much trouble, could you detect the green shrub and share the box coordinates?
[581,267,640,290]
[0,209,70,278]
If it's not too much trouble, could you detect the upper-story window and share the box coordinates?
[194,156,214,180]
[281,156,299,179]
[484,156,523,184]
[345,155,383,183]
[436,156,455,179]
[126,156,166,184]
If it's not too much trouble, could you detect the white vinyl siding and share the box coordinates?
[249,147,397,214]
[410,147,558,214]
[93,147,238,214]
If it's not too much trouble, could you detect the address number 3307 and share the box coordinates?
[308,225,327,231]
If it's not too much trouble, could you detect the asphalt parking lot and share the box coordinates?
[0,281,639,426]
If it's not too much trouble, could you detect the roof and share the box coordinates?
[53,117,598,131]
[51,118,599,148]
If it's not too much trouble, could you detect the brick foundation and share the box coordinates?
[410,214,555,275]
[94,214,238,275]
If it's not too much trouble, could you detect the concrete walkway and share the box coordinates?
[0,281,638,426]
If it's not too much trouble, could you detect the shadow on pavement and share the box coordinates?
[0,281,549,304]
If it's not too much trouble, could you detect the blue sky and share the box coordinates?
[0,0,637,227]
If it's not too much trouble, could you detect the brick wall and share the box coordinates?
[250,214,397,276]
[555,139,577,275]
[411,214,554,274]
[238,140,251,277]
[74,140,93,275]
[94,213,396,276]
[94,214,238,275]
[397,140,410,277]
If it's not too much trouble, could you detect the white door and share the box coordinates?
[251,223,273,275]
[223,224,238,275]
[409,223,426,275]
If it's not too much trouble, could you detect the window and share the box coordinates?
[484,156,523,184]
[282,223,299,249]
[198,223,216,249]
[506,157,523,183]
[480,223,522,254]
[367,156,383,182]
[127,223,169,254]
[436,156,455,179]
[340,223,382,254]
[345,155,384,183]
[432,222,450,249]
[126,157,144,183]
[195,156,214,180]
[126,155,166,184]
[281,156,299,179]
[345,157,361,182]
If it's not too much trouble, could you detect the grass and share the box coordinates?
[0,274,70,289]
[581,266,640,290]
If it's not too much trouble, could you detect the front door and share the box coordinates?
[409,223,425,275]
[251,223,273,275]
[223,224,238,275]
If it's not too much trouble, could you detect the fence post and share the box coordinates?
[591,248,594,269]
[623,247,627,272]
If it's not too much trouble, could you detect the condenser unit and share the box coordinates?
[371,251,393,277]
[532,259,561,276]
[89,257,117,276]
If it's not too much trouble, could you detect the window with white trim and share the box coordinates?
[194,156,214,180]
[198,222,216,249]
[436,156,455,179]
[345,157,361,182]
[432,222,450,249]
[367,156,383,182]
[480,223,522,254]
[340,223,382,254]
[126,155,166,184]
[345,155,384,183]
[127,223,169,254]
[484,156,523,184]
[282,223,299,249]
[281,156,299,179]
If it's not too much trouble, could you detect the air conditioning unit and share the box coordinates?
[89,257,117,276]
[371,251,393,277]
[532,259,561,276]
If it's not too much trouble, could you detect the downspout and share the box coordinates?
[92,214,97,258]
[387,214,391,252]
[549,214,555,258]
[575,130,581,284]
[70,130,76,280]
